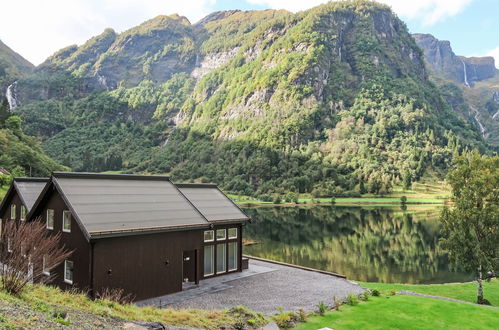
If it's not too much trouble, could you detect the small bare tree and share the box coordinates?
[0,218,72,295]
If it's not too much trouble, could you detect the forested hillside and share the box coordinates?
[0,40,66,179]
[9,1,492,197]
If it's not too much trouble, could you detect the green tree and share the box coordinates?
[439,151,499,304]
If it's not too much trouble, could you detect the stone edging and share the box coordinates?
[243,255,347,279]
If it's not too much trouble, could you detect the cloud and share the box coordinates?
[0,0,215,65]
[247,0,474,25]
[485,47,499,69]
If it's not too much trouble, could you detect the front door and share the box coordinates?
[183,250,196,283]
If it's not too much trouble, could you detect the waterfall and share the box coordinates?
[461,60,470,88]
[5,81,19,110]
[471,106,486,138]
[493,110,499,120]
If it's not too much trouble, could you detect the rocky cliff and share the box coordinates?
[413,33,496,86]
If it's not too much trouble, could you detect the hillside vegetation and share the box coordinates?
[10,0,491,197]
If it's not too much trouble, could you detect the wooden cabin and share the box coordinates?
[14,172,250,301]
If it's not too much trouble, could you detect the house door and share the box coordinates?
[183,250,197,283]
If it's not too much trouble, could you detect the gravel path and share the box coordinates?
[164,259,365,314]
[397,290,499,310]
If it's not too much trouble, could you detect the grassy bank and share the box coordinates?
[231,180,450,206]
[358,279,498,306]
[0,284,267,329]
[295,294,499,330]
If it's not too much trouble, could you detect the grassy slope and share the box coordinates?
[358,279,499,306]
[231,180,450,206]
[295,295,499,330]
[0,284,266,329]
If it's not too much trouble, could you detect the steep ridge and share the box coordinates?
[9,1,490,196]
[414,33,499,145]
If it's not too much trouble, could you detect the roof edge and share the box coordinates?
[13,177,49,183]
[175,182,218,188]
[52,172,170,181]
[89,222,211,239]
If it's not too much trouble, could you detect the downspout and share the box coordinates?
[90,242,95,299]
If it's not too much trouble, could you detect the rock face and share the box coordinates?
[413,33,496,86]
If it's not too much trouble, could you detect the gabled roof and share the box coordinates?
[175,183,250,222]
[0,178,49,215]
[28,172,210,240]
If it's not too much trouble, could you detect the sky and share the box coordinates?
[0,0,497,67]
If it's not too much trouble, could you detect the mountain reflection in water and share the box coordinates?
[243,205,472,284]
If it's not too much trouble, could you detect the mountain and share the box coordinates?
[8,1,491,196]
[0,41,66,177]
[414,33,499,146]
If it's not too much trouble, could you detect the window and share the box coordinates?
[46,209,54,230]
[7,238,12,253]
[228,242,238,271]
[203,245,214,276]
[10,205,16,220]
[228,228,238,239]
[63,211,71,233]
[216,229,226,241]
[64,260,74,284]
[20,206,26,221]
[204,230,214,242]
[42,256,50,275]
[216,244,226,273]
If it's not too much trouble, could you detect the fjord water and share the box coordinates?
[243,205,472,284]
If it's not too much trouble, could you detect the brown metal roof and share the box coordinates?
[50,172,209,237]
[176,183,250,222]
[14,178,49,211]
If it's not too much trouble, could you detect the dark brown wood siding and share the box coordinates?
[1,192,21,221]
[92,229,204,301]
[29,186,91,291]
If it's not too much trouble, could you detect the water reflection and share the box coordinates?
[243,205,472,284]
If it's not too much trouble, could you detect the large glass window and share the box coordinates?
[216,244,226,273]
[63,211,71,233]
[64,260,74,284]
[20,206,26,221]
[46,209,54,230]
[204,230,214,242]
[10,205,16,220]
[228,242,238,271]
[204,245,214,276]
[228,228,237,239]
[216,229,226,241]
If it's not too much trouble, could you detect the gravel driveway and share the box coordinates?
[138,259,365,314]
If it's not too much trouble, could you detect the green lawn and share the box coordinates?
[358,279,498,306]
[295,295,499,330]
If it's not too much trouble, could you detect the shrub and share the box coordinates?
[332,296,342,311]
[316,301,328,315]
[360,292,370,301]
[272,194,282,204]
[297,309,307,322]
[0,219,72,295]
[273,308,296,329]
[371,289,380,297]
[95,288,135,304]
[330,197,336,205]
[400,195,407,204]
[346,293,359,306]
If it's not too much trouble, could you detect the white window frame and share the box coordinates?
[64,260,73,284]
[46,209,54,230]
[228,228,238,239]
[42,255,50,276]
[20,205,26,221]
[228,241,238,271]
[216,229,226,241]
[62,210,71,233]
[7,238,12,253]
[203,245,215,277]
[204,230,214,242]
[10,204,16,220]
[216,243,226,274]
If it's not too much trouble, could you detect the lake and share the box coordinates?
[242,205,473,284]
